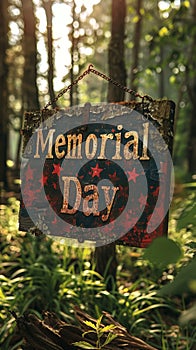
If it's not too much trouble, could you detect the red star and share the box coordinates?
[23,188,36,206]
[90,163,103,178]
[138,193,147,208]
[52,163,62,176]
[123,211,136,230]
[52,216,57,224]
[152,186,159,197]
[127,168,139,183]
[109,171,119,182]
[53,182,57,190]
[105,160,111,166]
[39,175,48,187]
[77,173,84,180]
[25,164,34,181]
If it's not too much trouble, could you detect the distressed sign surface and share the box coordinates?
[19,101,175,247]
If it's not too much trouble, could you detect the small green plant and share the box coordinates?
[73,315,117,349]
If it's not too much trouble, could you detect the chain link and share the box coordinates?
[43,64,153,110]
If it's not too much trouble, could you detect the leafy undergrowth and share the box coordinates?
[0,187,195,350]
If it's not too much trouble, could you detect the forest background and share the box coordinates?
[0,0,196,349]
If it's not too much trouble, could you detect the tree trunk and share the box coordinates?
[129,0,143,97]
[107,0,126,102]
[70,0,76,107]
[187,0,196,174]
[21,0,40,111]
[70,0,80,106]
[95,0,127,291]
[0,0,9,189]
[43,0,57,109]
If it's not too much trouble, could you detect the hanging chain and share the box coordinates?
[43,64,153,111]
[42,65,92,111]
[88,64,153,102]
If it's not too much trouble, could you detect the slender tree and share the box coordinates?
[69,0,80,106]
[187,0,196,174]
[129,0,143,96]
[94,0,127,291]
[107,0,126,102]
[21,0,40,110]
[42,0,57,109]
[0,0,9,189]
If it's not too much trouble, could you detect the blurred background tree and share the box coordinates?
[0,0,9,189]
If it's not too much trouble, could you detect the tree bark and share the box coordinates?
[0,0,9,189]
[21,0,40,111]
[95,0,127,291]
[70,0,76,107]
[70,0,80,106]
[43,0,57,109]
[129,0,143,97]
[107,0,126,102]
[187,0,196,174]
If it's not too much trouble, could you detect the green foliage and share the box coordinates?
[143,237,182,271]
[176,193,196,231]
[73,315,117,349]
[0,190,195,349]
[159,257,196,297]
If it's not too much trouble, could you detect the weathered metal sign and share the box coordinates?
[19,100,175,247]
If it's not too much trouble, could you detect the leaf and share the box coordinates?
[179,304,196,324]
[159,26,169,37]
[187,241,196,249]
[143,237,182,269]
[177,201,196,230]
[183,1,190,8]
[83,320,97,330]
[82,330,96,337]
[133,15,139,23]
[0,287,6,300]
[102,333,118,347]
[72,341,97,349]
[169,75,176,84]
[158,257,196,296]
[183,182,196,188]
[96,315,103,329]
[100,324,116,333]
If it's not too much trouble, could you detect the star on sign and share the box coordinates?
[127,168,140,183]
[25,164,34,181]
[39,174,48,187]
[91,163,103,178]
[138,193,147,208]
[52,163,62,176]
[109,171,119,182]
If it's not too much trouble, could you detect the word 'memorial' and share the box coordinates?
[33,123,150,161]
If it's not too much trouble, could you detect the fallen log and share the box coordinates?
[13,307,158,350]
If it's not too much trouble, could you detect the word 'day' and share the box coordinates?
[61,176,119,222]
